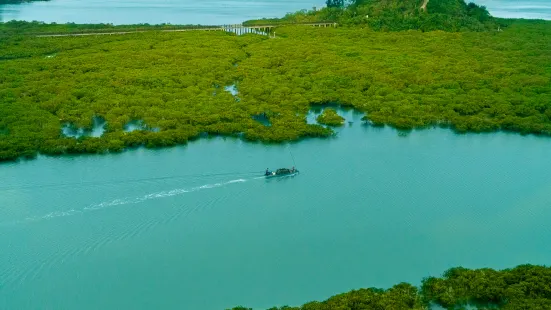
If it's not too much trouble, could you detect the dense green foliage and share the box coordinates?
[245,0,499,32]
[0,29,332,160]
[228,265,551,310]
[316,108,345,126]
[422,265,551,309]
[0,20,550,161]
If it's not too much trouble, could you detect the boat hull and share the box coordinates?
[265,170,299,178]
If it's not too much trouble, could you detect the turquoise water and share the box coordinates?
[0,0,549,24]
[1,2,550,308]
[1,109,551,309]
[0,0,326,24]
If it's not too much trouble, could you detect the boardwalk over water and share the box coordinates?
[35,22,338,38]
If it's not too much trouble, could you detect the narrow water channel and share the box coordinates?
[1,115,550,309]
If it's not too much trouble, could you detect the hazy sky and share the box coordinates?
[472,0,551,19]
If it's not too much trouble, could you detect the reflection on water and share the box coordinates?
[224,83,238,96]
[306,104,364,127]
[123,120,159,133]
[251,113,271,126]
[224,83,241,102]
[62,116,106,138]
[123,120,145,133]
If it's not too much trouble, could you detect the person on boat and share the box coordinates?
[291,166,295,173]
[265,168,270,176]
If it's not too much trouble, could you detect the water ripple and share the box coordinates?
[0,178,248,227]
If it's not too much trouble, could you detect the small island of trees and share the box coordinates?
[228,264,551,309]
[316,108,345,126]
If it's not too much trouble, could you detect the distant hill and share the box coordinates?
[351,0,490,17]
[245,0,499,32]
[351,0,495,31]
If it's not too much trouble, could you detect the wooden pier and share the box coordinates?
[221,22,337,35]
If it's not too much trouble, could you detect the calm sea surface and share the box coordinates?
[1,110,551,309]
[1,1,551,309]
[0,0,549,24]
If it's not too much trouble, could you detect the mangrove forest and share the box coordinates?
[0,0,550,161]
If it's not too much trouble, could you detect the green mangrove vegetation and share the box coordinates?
[316,108,345,126]
[1,0,550,161]
[228,264,551,310]
[0,16,550,161]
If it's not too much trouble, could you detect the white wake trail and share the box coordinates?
[84,178,247,211]
[2,178,248,226]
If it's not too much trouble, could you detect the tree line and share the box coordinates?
[228,264,551,309]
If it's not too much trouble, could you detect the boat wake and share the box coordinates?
[0,177,252,288]
[84,178,246,211]
[1,178,248,226]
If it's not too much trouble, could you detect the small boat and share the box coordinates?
[264,167,299,178]
[265,149,299,178]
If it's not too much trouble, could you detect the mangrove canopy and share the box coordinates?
[227,264,551,309]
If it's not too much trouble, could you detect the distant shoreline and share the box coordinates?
[1,0,550,25]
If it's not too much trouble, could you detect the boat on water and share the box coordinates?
[265,149,299,178]
[264,167,299,178]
